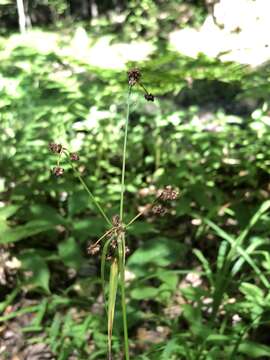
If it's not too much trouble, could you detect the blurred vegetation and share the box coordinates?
[1,1,270,359]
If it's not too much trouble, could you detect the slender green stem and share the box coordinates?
[118,233,129,360]
[126,211,143,228]
[66,156,112,226]
[138,82,149,95]
[118,86,132,360]
[120,86,132,222]
[125,197,160,229]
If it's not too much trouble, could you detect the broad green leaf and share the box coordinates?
[19,250,50,293]
[130,286,159,300]
[0,205,20,220]
[238,341,270,358]
[157,270,178,290]
[0,205,20,234]
[0,219,58,244]
[58,237,84,270]
[68,190,89,216]
[127,238,187,275]
[29,204,66,224]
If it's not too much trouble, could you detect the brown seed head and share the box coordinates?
[87,243,101,256]
[70,153,80,161]
[112,215,121,227]
[159,186,179,201]
[127,68,141,86]
[110,238,117,249]
[52,166,64,176]
[152,204,167,216]
[49,143,63,154]
[144,93,155,102]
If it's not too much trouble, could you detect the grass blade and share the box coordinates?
[101,236,113,313]
[205,218,270,288]
[108,258,119,360]
[236,200,270,246]
[193,248,214,288]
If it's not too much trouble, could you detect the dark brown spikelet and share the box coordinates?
[112,214,121,227]
[152,204,167,216]
[110,238,117,249]
[52,166,64,176]
[70,153,80,161]
[127,68,141,86]
[49,143,63,154]
[159,186,179,201]
[87,243,101,256]
[144,93,155,102]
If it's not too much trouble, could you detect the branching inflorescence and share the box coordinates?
[49,68,179,360]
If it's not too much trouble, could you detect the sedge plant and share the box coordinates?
[49,69,179,359]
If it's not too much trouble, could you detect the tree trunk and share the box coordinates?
[16,0,27,33]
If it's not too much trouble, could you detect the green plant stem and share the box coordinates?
[120,85,132,222]
[67,157,112,226]
[126,211,143,228]
[118,86,132,360]
[125,197,160,229]
[118,233,129,360]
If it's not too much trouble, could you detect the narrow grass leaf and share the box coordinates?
[108,258,119,360]
[101,236,113,312]
[232,238,265,276]
[193,249,214,287]
[216,240,228,271]
[237,200,270,246]
[205,218,270,288]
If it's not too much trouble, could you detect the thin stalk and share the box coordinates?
[120,86,132,222]
[66,156,112,226]
[118,86,132,360]
[126,211,144,228]
[126,197,160,229]
[138,82,148,95]
[118,233,129,360]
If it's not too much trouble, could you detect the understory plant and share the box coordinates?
[49,69,179,360]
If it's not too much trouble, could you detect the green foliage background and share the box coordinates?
[1,1,270,359]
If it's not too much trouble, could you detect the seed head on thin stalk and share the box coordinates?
[47,69,176,360]
[125,185,180,228]
[127,68,141,86]
[127,68,155,102]
[158,185,179,201]
[152,204,167,216]
[49,143,112,227]
[87,243,101,256]
[49,143,64,154]
[70,152,80,161]
[52,166,64,177]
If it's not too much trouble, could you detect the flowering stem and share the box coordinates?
[125,211,144,228]
[118,233,129,360]
[67,156,112,227]
[125,197,160,228]
[118,86,132,360]
[138,82,149,95]
[120,85,132,222]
